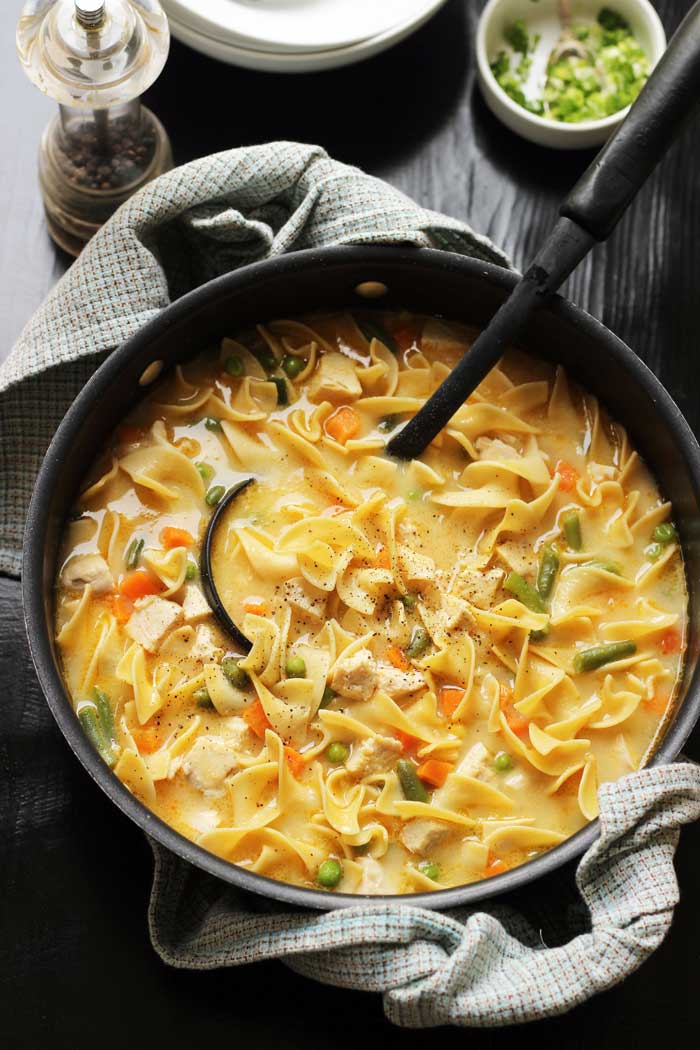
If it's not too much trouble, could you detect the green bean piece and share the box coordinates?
[573,640,637,673]
[316,859,343,889]
[93,687,114,742]
[125,537,144,570]
[225,354,243,377]
[320,685,336,708]
[271,375,289,406]
[204,416,222,432]
[222,657,250,690]
[196,461,213,483]
[536,546,559,599]
[205,485,225,507]
[493,751,512,772]
[78,704,117,768]
[193,688,214,709]
[286,654,307,679]
[562,509,583,551]
[400,591,418,610]
[185,559,198,581]
[406,627,430,661]
[397,759,429,802]
[326,741,350,765]
[504,572,546,614]
[645,543,663,562]
[653,522,678,545]
[378,415,399,432]
[282,354,304,379]
[418,860,440,881]
[357,319,398,354]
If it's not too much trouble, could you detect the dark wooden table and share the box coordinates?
[1,1,698,1046]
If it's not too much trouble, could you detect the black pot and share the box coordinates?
[22,245,700,911]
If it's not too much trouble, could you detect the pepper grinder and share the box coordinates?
[17,0,172,256]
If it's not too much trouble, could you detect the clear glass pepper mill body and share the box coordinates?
[17,0,172,256]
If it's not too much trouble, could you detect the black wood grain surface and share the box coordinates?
[1,0,698,1046]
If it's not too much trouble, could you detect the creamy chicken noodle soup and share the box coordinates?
[55,311,686,895]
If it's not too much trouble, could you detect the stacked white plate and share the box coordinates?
[162,0,450,72]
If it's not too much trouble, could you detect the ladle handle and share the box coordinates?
[562,1,700,241]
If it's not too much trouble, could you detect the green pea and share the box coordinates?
[286,654,307,678]
[378,415,399,432]
[125,537,144,570]
[222,657,250,690]
[225,354,243,377]
[406,489,422,501]
[529,627,549,643]
[645,543,663,562]
[204,416,222,432]
[282,355,304,378]
[418,860,440,881]
[316,859,343,889]
[196,461,213,483]
[401,591,418,610]
[406,627,430,661]
[185,559,198,581]
[205,485,225,506]
[320,685,336,708]
[272,375,288,406]
[193,687,214,709]
[494,751,513,772]
[653,522,678,545]
[326,741,350,764]
[397,759,429,803]
[562,510,583,551]
[254,349,276,372]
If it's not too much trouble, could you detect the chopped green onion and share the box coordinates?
[222,657,250,690]
[562,510,583,551]
[125,537,144,570]
[286,654,307,679]
[418,860,440,881]
[406,627,430,661]
[494,751,512,772]
[204,416,222,432]
[316,859,343,889]
[271,375,288,406]
[397,759,429,802]
[205,485,225,507]
[573,640,637,673]
[536,546,559,599]
[326,742,350,765]
[653,522,678,545]
[505,572,546,614]
[225,354,243,377]
[282,355,304,379]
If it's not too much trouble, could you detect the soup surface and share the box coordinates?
[55,310,686,895]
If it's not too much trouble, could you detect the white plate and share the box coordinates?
[166,3,447,71]
[163,0,442,53]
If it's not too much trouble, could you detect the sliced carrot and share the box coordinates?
[243,600,268,616]
[499,683,530,738]
[387,645,411,672]
[119,569,162,601]
[485,855,509,877]
[284,746,306,779]
[134,726,161,755]
[243,699,272,740]
[439,685,465,719]
[645,689,671,717]
[395,730,421,756]
[174,436,200,458]
[416,759,453,788]
[553,460,579,492]
[160,526,195,550]
[111,594,134,624]
[117,425,143,445]
[374,545,391,569]
[660,628,681,654]
[325,405,360,445]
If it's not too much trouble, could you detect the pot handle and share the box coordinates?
[561,0,700,241]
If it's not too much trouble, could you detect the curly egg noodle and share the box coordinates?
[54,311,686,895]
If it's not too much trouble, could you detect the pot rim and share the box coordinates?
[22,244,700,912]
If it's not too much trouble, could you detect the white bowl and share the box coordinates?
[476,0,667,149]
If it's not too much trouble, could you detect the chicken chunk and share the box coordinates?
[398,546,435,584]
[219,715,254,751]
[400,818,449,855]
[376,663,425,697]
[356,856,389,895]
[183,736,241,795]
[125,596,183,653]
[330,647,378,702]
[181,584,211,624]
[345,734,401,777]
[61,553,114,595]
[190,624,224,662]
[453,568,504,609]
[283,577,327,624]
[307,352,362,404]
[456,741,495,782]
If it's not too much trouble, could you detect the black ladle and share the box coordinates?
[201,0,700,643]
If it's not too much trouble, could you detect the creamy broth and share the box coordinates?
[54,311,686,894]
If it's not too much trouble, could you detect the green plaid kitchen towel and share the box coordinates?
[3,141,699,1027]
